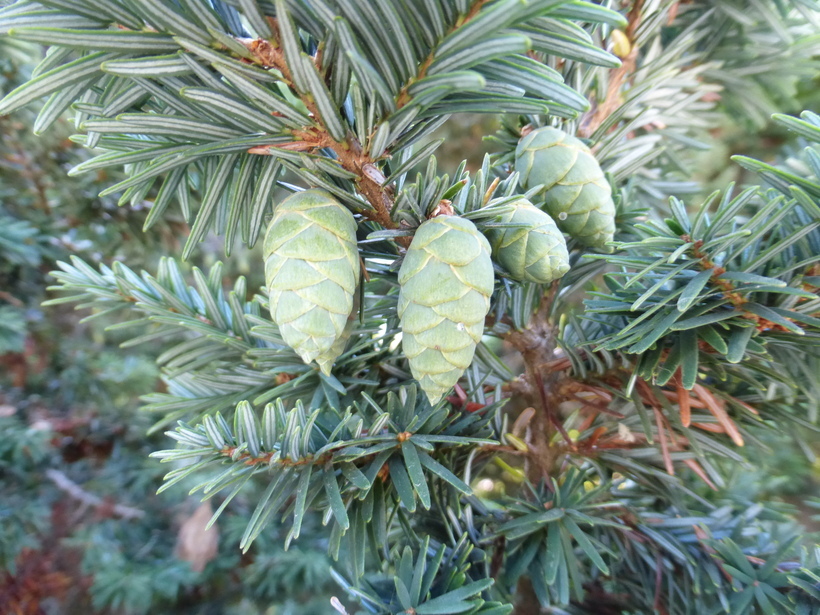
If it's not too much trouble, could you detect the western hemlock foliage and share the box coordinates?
[1,1,819,614]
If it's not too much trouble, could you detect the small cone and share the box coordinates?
[484,197,570,284]
[398,216,494,404]
[515,126,616,249]
[264,189,360,367]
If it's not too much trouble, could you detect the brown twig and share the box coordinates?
[0,117,52,213]
[241,0,505,249]
[0,290,24,307]
[578,0,646,138]
[394,0,493,108]
[220,445,327,467]
[45,469,145,520]
[686,238,804,333]
[241,25,405,242]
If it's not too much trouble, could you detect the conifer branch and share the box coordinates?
[3,2,818,612]
[239,27,402,239]
[686,237,804,333]
[394,0,493,109]
[578,0,645,138]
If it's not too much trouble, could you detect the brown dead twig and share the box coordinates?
[45,468,145,520]
[502,327,743,488]
[0,290,24,307]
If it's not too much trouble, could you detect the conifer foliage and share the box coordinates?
[1,0,819,613]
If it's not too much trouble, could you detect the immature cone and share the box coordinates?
[515,126,615,249]
[398,216,494,405]
[484,198,570,284]
[264,189,360,372]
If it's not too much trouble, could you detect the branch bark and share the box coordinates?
[506,287,565,484]
[395,0,493,108]
[0,116,52,213]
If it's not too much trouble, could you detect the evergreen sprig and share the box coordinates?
[0,0,623,259]
[2,1,819,613]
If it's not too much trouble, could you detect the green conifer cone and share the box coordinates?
[485,198,570,284]
[264,189,360,367]
[515,126,615,249]
[398,216,494,404]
